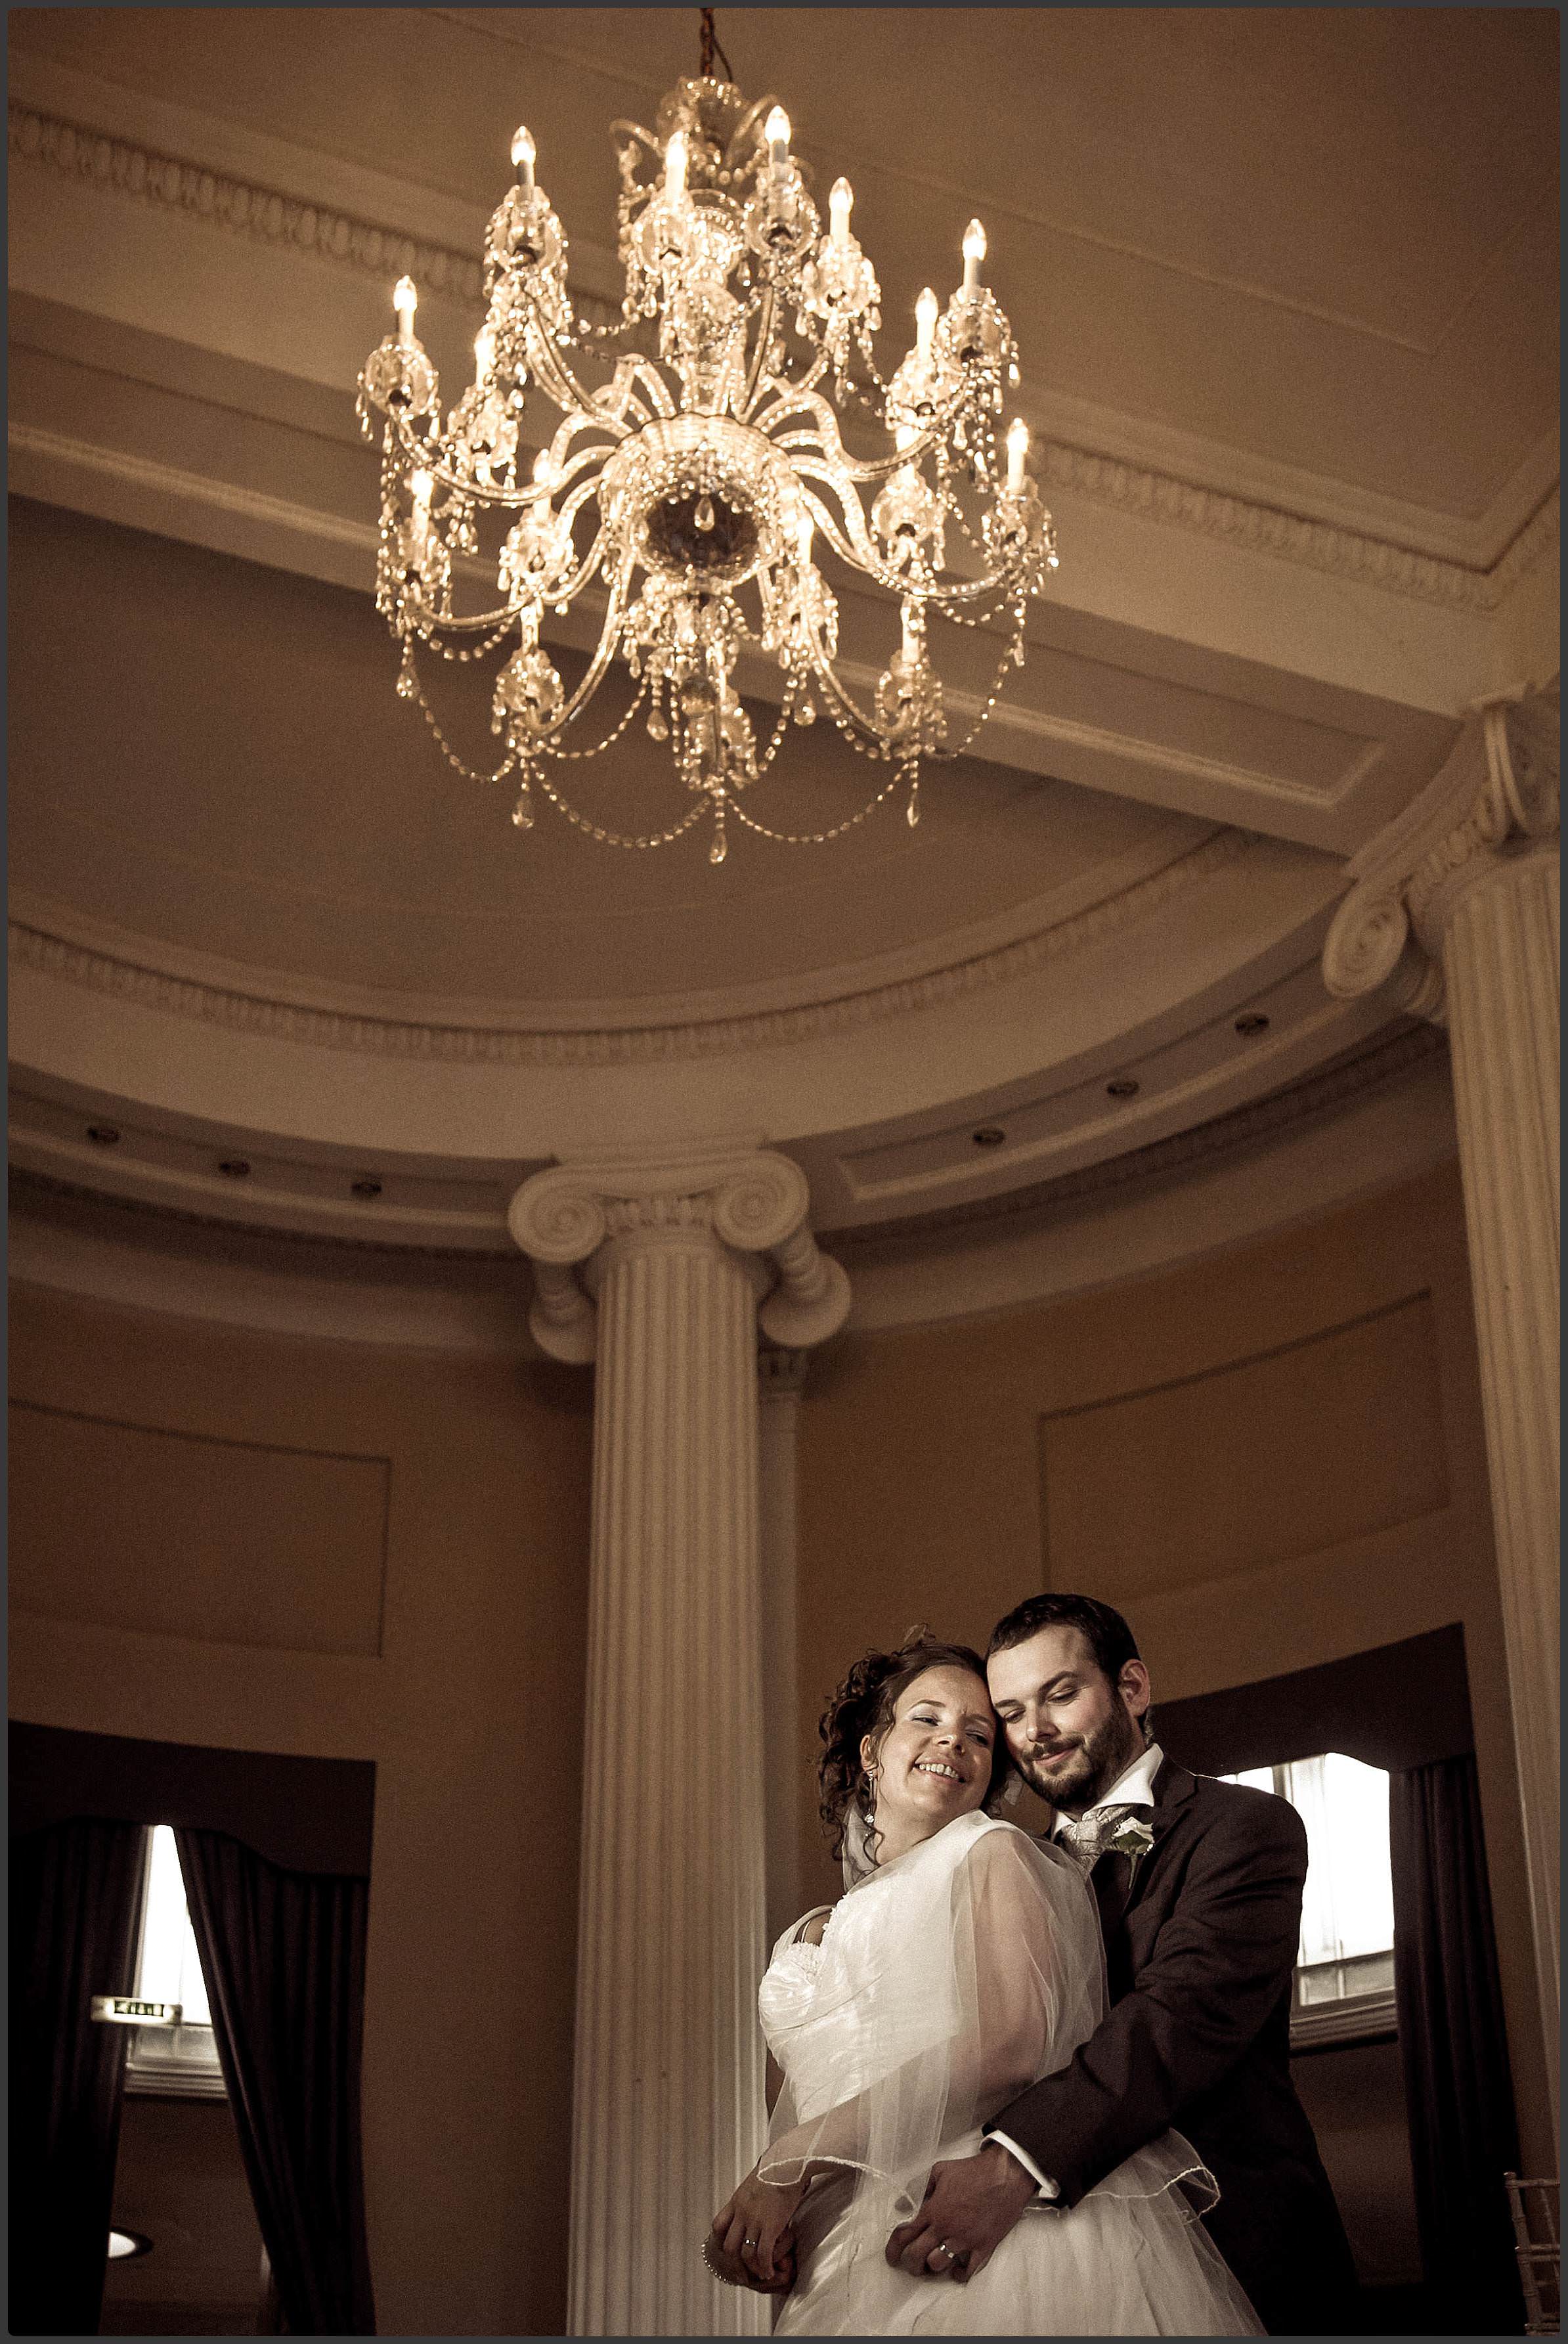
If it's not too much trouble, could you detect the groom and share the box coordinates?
[886,1591,1360,2336]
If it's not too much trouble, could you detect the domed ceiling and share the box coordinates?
[7,6,1557,1278]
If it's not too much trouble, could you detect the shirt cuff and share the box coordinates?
[984,2128,1060,2200]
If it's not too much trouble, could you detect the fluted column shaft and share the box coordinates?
[1437,843,1559,2098]
[510,1153,850,2337]
[758,1350,809,1952]
[1323,690,1560,2121]
[574,1207,766,2338]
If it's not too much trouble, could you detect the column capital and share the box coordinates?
[1322,687,1559,1022]
[508,1147,850,1363]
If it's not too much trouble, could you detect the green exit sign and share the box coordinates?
[91,1996,182,2026]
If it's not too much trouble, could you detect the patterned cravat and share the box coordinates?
[1055,1801,1135,1874]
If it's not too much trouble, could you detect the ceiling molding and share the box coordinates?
[823,1020,1447,1256]
[7,1019,1445,1275]
[11,93,1557,617]
[6,827,1254,1068]
[1039,447,1559,618]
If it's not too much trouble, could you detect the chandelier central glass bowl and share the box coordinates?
[358,61,1058,863]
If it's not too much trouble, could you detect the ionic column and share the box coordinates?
[508,1152,849,2337]
[758,1349,810,1951]
[1324,688,1560,2117]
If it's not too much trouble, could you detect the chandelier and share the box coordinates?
[357,16,1058,862]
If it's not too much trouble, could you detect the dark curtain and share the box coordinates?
[9,1817,147,2337]
[1389,1754,1525,2336]
[175,1827,376,2337]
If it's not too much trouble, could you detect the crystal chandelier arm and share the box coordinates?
[525,578,630,740]
[737,285,779,420]
[385,409,555,511]
[786,473,877,575]
[519,300,629,439]
[802,638,886,749]
[536,669,650,762]
[624,361,680,421]
[544,521,611,604]
[743,343,831,425]
[752,376,972,484]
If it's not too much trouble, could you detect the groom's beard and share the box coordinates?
[1015,1706,1143,1813]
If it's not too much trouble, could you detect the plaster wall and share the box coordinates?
[7,1285,594,2341]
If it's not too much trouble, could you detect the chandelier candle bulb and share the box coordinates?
[829,177,854,246]
[915,286,938,361]
[511,125,535,188]
[664,129,689,199]
[1006,418,1029,495]
[962,218,987,291]
[409,467,433,552]
[765,105,791,181]
[393,275,417,347]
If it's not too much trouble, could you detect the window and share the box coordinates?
[1223,1753,1396,2048]
[125,1826,227,2097]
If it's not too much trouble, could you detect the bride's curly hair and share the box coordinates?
[817,1624,1011,1859]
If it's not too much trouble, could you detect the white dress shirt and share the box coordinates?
[988,1741,1165,2200]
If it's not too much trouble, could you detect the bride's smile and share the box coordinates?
[860,1665,999,1864]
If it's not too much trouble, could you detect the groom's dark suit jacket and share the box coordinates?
[986,1760,1359,2336]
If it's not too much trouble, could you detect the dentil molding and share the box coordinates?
[508,1149,851,1361]
[7,828,1252,1067]
[9,95,1557,615]
[1322,689,1561,1023]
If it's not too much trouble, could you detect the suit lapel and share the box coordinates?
[1123,1758,1195,1918]
[1097,1758,1196,1935]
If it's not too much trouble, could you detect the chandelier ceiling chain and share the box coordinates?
[358,14,1059,862]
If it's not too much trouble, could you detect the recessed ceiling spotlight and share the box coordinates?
[351,1178,384,1199]
[972,1126,1006,1147]
[1106,1078,1140,1099]
[217,1159,251,1178]
[1234,1013,1271,1036]
[86,1125,120,1146]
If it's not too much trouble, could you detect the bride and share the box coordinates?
[709,1632,1261,2335]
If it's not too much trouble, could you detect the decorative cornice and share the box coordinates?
[7,828,1252,1066]
[5,99,620,328]
[823,1019,1448,1258]
[11,97,1556,614]
[1322,689,1560,1021]
[1039,445,1559,615]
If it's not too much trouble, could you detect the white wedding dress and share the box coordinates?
[758,1813,1261,2335]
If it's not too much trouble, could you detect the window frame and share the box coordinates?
[123,1825,227,2101]
[1225,1756,1399,2053]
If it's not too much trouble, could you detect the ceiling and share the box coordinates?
[11,7,1559,518]
[5,6,1559,1288]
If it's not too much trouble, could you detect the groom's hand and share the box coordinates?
[886,2142,1039,2281]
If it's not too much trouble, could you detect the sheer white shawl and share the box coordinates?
[758,1814,1103,2205]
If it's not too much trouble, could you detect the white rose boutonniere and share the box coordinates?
[1106,1814,1156,1889]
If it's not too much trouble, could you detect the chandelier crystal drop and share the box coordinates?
[358,58,1059,860]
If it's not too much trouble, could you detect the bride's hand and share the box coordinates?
[710,2163,806,2290]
